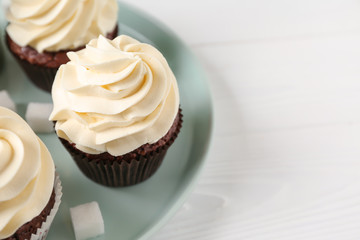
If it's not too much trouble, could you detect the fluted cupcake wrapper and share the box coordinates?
[72,147,168,187]
[59,110,183,187]
[30,174,62,240]
[9,52,57,93]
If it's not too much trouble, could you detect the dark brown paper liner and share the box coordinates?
[7,53,57,92]
[59,109,183,187]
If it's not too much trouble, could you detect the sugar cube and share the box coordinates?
[70,201,105,240]
[0,90,16,112]
[25,102,53,133]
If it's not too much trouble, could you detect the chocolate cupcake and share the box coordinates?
[0,107,62,240]
[50,35,182,187]
[5,0,118,92]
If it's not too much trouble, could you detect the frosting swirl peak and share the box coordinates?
[0,107,55,239]
[6,0,118,52]
[50,35,180,156]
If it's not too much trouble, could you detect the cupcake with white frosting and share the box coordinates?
[0,107,62,240]
[50,35,182,187]
[5,0,118,92]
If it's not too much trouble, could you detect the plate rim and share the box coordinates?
[118,3,214,239]
[0,1,214,239]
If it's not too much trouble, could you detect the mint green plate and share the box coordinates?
[0,2,212,240]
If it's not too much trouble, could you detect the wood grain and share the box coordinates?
[121,0,360,239]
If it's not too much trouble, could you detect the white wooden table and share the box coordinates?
[122,1,360,239]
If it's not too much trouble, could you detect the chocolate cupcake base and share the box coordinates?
[3,191,56,240]
[5,26,118,93]
[59,109,183,187]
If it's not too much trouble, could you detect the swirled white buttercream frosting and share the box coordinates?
[0,107,55,239]
[6,0,118,53]
[50,35,180,156]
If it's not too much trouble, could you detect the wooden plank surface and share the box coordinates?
[121,1,360,239]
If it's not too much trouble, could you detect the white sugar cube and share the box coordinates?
[0,90,16,112]
[25,102,53,133]
[70,201,105,240]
